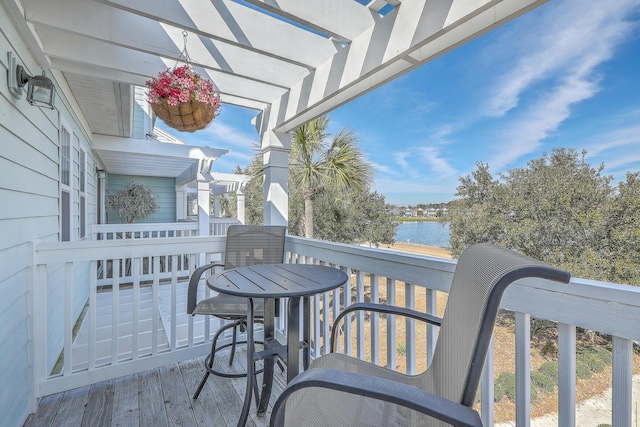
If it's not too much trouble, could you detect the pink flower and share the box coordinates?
[146,65,221,113]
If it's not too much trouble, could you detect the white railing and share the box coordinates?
[284,236,640,427]
[91,218,241,240]
[31,236,227,398]
[30,235,640,425]
[209,218,242,236]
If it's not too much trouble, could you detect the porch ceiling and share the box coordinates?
[93,136,227,178]
[3,0,549,138]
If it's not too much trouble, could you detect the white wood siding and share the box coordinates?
[0,5,98,425]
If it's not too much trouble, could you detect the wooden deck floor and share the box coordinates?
[24,347,287,427]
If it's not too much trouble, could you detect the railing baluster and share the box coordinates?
[187,253,195,348]
[112,260,120,364]
[558,323,576,426]
[356,270,365,360]
[152,256,159,355]
[425,288,437,366]
[405,283,416,375]
[322,289,330,355]
[481,334,495,427]
[88,261,97,371]
[515,312,531,427]
[612,336,632,427]
[386,278,396,370]
[132,257,140,360]
[313,293,321,357]
[343,267,353,356]
[370,273,379,365]
[63,262,73,375]
[170,255,178,351]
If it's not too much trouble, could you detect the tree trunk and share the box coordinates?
[304,196,314,238]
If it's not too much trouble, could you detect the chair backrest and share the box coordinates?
[423,243,570,407]
[223,225,287,269]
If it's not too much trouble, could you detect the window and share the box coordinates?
[60,124,71,241]
[79,146,86,239]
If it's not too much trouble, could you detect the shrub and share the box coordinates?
[495,372,516,402]
[576,361,592,379]
[541,339,558,357]
[396,342,406,356]
[531,371,556,393]
[577,352,607,373]
[538,361,559,378]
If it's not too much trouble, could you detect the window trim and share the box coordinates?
[60,117,73,242]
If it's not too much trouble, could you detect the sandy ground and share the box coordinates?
[382,241,453,259]
[496,376,640,426]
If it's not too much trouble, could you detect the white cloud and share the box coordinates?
[417,146,457,178]
[482,0,639,170]
[486,0,638,118]
[491,74,600,170]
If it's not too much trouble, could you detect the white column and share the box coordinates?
[261,130,290,226]
[197,178,210,236]
[213,194,221,218]
[236,185,246,224]
[175,184,187,221]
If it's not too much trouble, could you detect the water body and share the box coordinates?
[394,221,450,248]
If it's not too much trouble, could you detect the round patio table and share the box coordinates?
[208,263,348,427]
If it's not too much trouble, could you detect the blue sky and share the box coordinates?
[159,0,640,206]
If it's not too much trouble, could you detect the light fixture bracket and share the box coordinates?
[7,52,23,99]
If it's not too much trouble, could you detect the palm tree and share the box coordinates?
[289,115,373,238]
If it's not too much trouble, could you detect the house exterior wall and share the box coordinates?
[0,6,98,425]
[105,175,177,224]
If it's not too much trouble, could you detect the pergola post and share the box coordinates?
[197,177,210,236]
[175,184,187,221]
[213,193,221,218]
[236,185,246,224]
[261,130,290,227]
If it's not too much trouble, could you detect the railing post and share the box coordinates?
[28,241,44,409]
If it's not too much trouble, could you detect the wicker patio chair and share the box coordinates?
[270,243,571,426]
[187,225,286,400]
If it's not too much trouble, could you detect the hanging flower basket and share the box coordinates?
[146,65,221,132]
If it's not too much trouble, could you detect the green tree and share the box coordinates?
[289,115,373,238]
[602,172,640,285]
[444,148,626,282]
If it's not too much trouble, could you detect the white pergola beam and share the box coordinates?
[271,0,550,133]
[34,26,288,104]
[24,0,311,90]
[90,0,338,69]
[243,0,379,43]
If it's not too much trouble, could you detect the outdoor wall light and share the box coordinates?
[95,168,106,179]
[15,65,56,109]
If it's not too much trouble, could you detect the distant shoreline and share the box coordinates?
[384,241,452,259]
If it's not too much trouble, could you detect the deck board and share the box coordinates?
[24,348,286,427]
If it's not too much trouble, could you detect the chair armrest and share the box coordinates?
[270,368,482,427]
[331,302,442,352]
[186,262,223,314]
